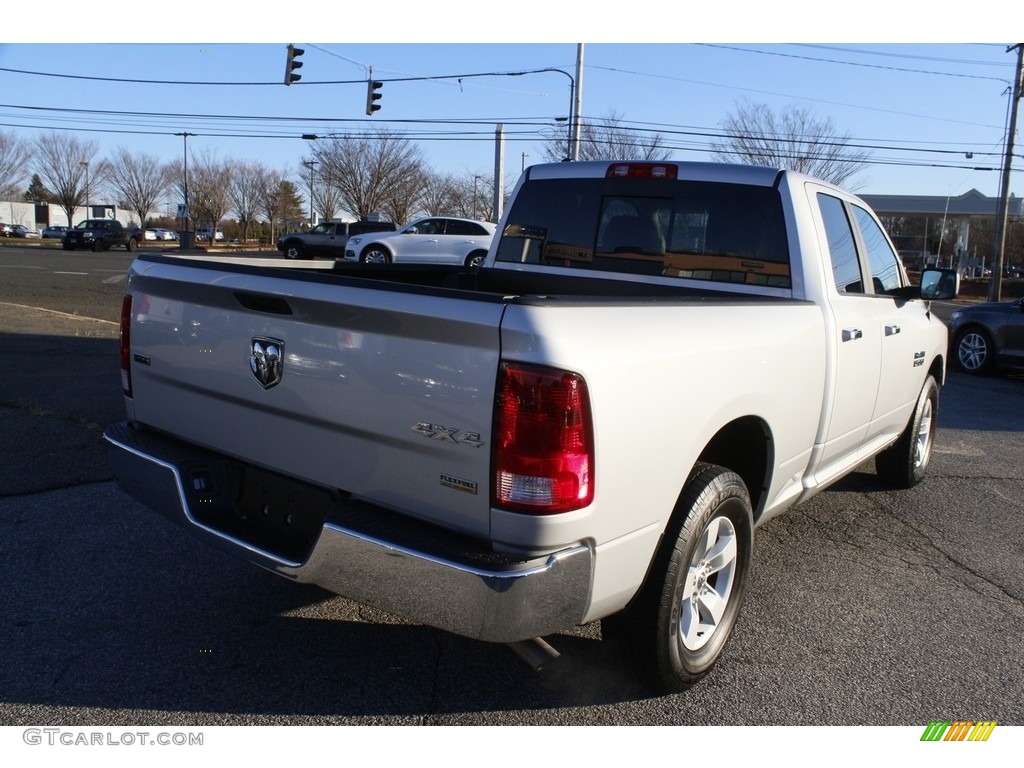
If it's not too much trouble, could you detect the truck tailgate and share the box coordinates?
[125,258,505,538]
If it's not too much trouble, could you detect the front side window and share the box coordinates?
[408,219,443,235]
[853,205,903,293]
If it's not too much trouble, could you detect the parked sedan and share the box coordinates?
[344,216,495,267]
[949,297,1024,375]
[41,226,68,239]
[10,225,41,238]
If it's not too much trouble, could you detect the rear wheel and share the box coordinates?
[464,250,487,268]
[875,374,938,489]
[126,238,137,252]
[360,246,391,265]
[604,462,753,693]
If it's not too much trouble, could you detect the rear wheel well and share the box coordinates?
[697,417,772,519]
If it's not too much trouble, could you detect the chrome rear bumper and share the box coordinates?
[104,422,593,643]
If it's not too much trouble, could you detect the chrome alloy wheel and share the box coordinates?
[914,396,934,469]
[957,331,989,372]
[680,515,738,652]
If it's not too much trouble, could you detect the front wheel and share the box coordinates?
[283,242,303,259]
[360,246,391,265]
[954,327,994,375]
[605,462,753,693]
[875,374,938,489]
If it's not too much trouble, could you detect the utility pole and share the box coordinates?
[572,44,584,162]
[989,43,1023,302]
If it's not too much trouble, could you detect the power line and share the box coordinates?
[697,44,1012,84]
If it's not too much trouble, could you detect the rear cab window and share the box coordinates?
[495,175,791,290]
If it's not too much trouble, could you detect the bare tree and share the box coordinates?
[301,160,342,222]
[542,110,671,163]
[230,161,264,241]
[188,151,233,235]
[419,172,458,217]
[313,130,424,220]
[254,166,292,244]
[0,130,32,200]
[32,132,104,226]
[711,101,870,186]
[107,147,173,228]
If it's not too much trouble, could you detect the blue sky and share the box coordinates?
[4,4,1020,214]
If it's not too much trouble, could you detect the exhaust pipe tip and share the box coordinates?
[507,637,561,671]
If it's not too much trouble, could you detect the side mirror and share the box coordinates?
[920,268,959,301]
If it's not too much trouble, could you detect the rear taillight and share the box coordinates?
[119,295,132,396]
[493,362,594,514]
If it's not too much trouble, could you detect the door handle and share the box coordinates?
[885,324,901,336]
[842,328,863,342]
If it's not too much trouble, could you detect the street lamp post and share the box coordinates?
[174,132,194,244]
[508,68,577,161]
[303,160,318,227]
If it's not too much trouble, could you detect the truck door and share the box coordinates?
[812,189,883,474]
[848,204,934,442]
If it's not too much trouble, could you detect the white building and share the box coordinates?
[1,199,137,229]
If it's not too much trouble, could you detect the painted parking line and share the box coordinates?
[0,301,118,326]
[53,271,90,275]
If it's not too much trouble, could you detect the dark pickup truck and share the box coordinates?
[63,219,139,252]
[277,220,395,259]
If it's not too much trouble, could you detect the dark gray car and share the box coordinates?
[277,220,395,259]
[949,296,1024,374]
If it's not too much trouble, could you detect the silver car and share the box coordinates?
[345,216,495,267]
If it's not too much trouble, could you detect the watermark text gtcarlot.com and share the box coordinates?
[23,728,203,747]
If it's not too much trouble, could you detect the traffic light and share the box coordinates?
[365,75,383,115]
[284,44,304,86]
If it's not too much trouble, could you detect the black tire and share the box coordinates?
[62,243,72,251]
[954,327,994,375]
[464,250,487,268]
[126,238,137,252]
[283,241,303,259]
[875,374,938,489]
[360,245,391,265]
[604,462,753,694]
[92,240,102,253]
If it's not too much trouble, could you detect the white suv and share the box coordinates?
[345,216,495,267]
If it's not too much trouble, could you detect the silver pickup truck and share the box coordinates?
[105,160,958,692]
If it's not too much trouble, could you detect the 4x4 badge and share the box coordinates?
[250,337,284,389]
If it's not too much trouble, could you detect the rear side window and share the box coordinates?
[447,220,490,236]
[495,177,790,288]
[818,193,864,294]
